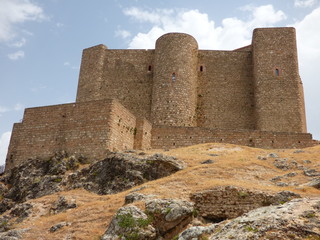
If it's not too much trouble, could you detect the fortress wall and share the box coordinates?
[107,99,137,151]
[101,50,154,120]
[77,44,107,102]
[197,51,255,130]
[151,33,198,127]
[5,100,137,169]
[252,28,307,133]
[134,118,152,150]
[151,126,314,150]
[77,47,154,120]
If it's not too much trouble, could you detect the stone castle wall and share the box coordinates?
[197,50,254,129]
[151,126,314,150]
[6,100,141,169]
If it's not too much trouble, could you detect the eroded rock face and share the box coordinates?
[101,205,156,240]
[145,199,194,239]
[74,153,184,195]
[190,186,301,221]
[209,198,320,240]
[103,198,194,240]
[0,152,184,214]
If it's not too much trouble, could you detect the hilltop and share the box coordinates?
[0,143,319,239]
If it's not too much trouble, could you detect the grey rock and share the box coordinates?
[303,160,312,164]
[257,156,267,160]
[209,198,320,240]
[101,205,156,240]
[274,158,293,170]
[276,182,289,187]
[304,169,320,177]
[272,191,301,204]
[124,193,156,204]
[0,228,29,240]
[306,178,320,189]
[50,196,76,214]
[201,160,214,164]
[293,149,304,153]
[145,198,194,239]
[178,224,218,240]
[49,222,69,232]
[284,172,297,178]
[270,176,282,182]
[267,153,279,158]
[10,203,33,220]
[208,154,219,157]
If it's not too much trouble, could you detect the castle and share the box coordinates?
[6,27,316,170]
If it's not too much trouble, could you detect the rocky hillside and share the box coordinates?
[0,143,319,239]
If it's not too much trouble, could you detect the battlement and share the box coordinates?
[6,27,315,170]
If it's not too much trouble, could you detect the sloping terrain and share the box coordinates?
[0,143,319,239]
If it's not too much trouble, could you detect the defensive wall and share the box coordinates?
[5,27,317,170]
[6,100,151,169]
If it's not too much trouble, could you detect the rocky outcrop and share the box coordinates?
[208,197,320,240]
[71,153,184,195]
[190,186,301,221]
[102,198,194,240]
[0,151,184,214]
[101,205,156,240]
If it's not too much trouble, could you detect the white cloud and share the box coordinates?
[125,5,286,50]
[0,0,45,43]
[0,132,11,166]
[294,0,317,8]
[115,29,131,39]
[8,50,25,60]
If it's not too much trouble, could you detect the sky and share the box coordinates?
[0,0,320,166]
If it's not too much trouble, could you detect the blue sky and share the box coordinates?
[0,0,320,165]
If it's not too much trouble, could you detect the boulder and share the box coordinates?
[209,198,320,240]
[101,205,156,240]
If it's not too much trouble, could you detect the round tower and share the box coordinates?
[151,33,198,127]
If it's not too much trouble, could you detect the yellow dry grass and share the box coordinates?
[10,143,320,239]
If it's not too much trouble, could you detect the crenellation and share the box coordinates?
[5,27,317,171]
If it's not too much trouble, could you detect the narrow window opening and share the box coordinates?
[200,65,203,72]
[275,68,280,76]
[148,65,152,71]
[171,72,176,81]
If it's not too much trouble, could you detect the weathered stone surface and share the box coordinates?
[50,196,76,214]
[0,152,184,211]
[72,153,184,195]
[124,193,156,204]
[190,186,301,221]
[0,228,29,240]
[267,153,279,158]
[201,160,214,164]
[145,199,194,239]
[208,198,320,240]
[178,224,218,240]
[9,203,33,220]
[304,169,320,177]
[306,178,320,189]
[49,222,70,233]
[101,205,156,240]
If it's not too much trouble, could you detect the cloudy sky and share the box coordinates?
[0,0,319,166]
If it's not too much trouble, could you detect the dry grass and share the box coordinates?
[9,143,320,239]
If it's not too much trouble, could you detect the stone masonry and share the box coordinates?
[5,27,317,170]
